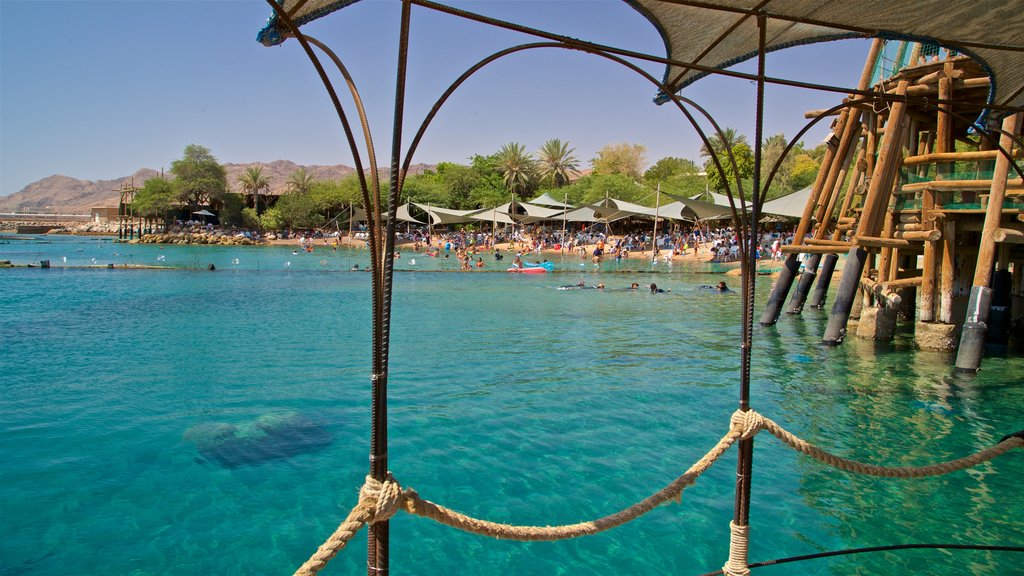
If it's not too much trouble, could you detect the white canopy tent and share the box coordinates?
[518,202,567,223]
[760,187,813,219]
[469,205,517,225]
[412,203,482,225]
[528,192,574,208]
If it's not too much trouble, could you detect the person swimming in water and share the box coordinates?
[716,281,731,292]
[630,282,640,290]
[649,283,669,293]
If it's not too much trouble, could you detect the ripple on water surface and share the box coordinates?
[1,241,1022,575]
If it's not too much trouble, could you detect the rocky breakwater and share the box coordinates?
[137,229,265,246]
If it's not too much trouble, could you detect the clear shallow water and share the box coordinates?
[1,236,1022,575]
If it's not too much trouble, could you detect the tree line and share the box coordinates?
[133,133,823,230]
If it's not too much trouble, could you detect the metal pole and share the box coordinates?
[651,183,662,261]
[732,15,766,556]
[561,191,568,255]
[368,2,411,574]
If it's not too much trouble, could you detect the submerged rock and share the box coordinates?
[184,410,332,468]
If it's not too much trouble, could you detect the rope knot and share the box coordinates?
[730,409,765,440]
[359,474,406,524]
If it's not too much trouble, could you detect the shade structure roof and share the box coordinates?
[259,1,1024,111]
[631,0,1024,111]
[412,203,481,225]
[352,203,424,224]
[519,202,568,223]
[561,202,635,223]
[760,186,812,219]
[470,205,517,225]
[528,192,575,208]
[664,192,733,220]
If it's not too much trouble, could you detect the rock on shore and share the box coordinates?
[136,230,264,246]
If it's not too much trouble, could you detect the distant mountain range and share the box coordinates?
[0,161,434,214]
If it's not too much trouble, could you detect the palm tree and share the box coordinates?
[287,167,315,194]
[536,138,580,188]
[494,143,537,198]
[761,133,791,191]
[699,127,748,160]
[237,165,270,215]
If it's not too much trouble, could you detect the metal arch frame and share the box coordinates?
[396,41,756,253]
[261,1,1023,575]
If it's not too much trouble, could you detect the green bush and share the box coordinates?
[242,207,261,229]
[260,208,284,231]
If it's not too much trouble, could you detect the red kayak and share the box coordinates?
[507,266,546,274]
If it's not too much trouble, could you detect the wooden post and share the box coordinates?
[955,112,1022,372]
[877,211,898,284]
[919,189,937,322]
[940,219,956,323]
[824,81,909,345]
[780,39,882,317]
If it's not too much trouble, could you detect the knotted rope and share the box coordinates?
[294,410,1023,576]
[739,410,1024,478]
[722,521,751,576]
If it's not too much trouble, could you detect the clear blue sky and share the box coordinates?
[0,0,872,197]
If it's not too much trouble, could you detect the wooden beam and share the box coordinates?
[901,76,990,96]
[903,149,1024,166]
[993,227,1024,244]
[858,96,908,236]
[895,229,942,241]
[900,178,1024,193]
[860,278,903,307]
[780,244,847,254]
[974,113,1023,287]
[856,235,911,248]
[804,238,853,247]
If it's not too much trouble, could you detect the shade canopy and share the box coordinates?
[412,203,481,225]
[518,202,568,223]
[760,187,812,219]
[632,0,1024,111]
[470,205,517,225]
[528,192,575,209]
[259,1,1024,111]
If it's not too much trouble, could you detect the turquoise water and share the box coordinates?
[1,236,1022,575]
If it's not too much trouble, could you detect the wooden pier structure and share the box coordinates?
[115,181,142,241]
[761,40,1024,372]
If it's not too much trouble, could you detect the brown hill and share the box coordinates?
[0,162,435,214]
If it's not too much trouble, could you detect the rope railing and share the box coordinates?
[293,409,1023,576]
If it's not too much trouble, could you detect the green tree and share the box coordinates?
[402,172,447,208]
[275,189,323,229]
[287,167,315,194]
[237,165,270,215]
[468,154,507,207]
[241,207,261,229]
[437,162,480,208]
[705,142,754,196]
[762,133,794,199]
[132,177,176,221]
[259,207,284,231]
[494,143,537,198]
[644,157,699,184]
[170,144,227,208]
[591,143,647,178]
[699,128,748,161]
[219,193,245,227]
[310,176,362,215]
[789,152,820,192]
[536,138,580,188]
